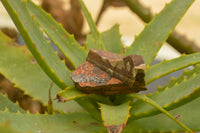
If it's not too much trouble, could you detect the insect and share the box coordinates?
[71,49,146,95]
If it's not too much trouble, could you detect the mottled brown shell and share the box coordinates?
[70,49,146,95]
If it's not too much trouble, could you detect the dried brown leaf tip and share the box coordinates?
[71,49,146,95]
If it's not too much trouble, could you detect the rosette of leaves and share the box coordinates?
[0,0,200,132]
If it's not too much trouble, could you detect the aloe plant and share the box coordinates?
[0,0,199,132]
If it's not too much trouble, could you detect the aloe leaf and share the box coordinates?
[129,93,193,132]
[1,0,101,116]
[0,93,25,113]
[125,0,194,65]
[158,65,199,92]
[26,0,87,68]
[55,86,113,121]
[101,24,123,54]
[86,24,123,54]
[56,86,88,102]
[0,32,101,120]
[75,98,102,121]
[85,34,94,51]
[131,64,200,119]
[0,123,19,133]
[146,53,200,84]
[99,102,131,133]
[0,31,84,112]
[124,97,200,132]
[56,86,112,104]
[1,0,72,89]
[77,0,105,50]
[0,111,106,133]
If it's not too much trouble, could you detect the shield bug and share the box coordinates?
[71,49,146,95]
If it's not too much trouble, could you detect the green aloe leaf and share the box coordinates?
[0,123,19,133]
[101,24,123,54]
[157,65,199,92]
[52,85,103,121]
[124,97,200,132]
[0,93,25,113]
[75,98,102,121]
[1,0,72,89]
[27,0,87,68]
[0,31,83,112]
[56,86,112,104]
[86,24,123,54]
[1,0,102,118]
[85,35,94,51]
[125,0,194,66]
[128,93,193,132]
[77,0,105,50]
[99,102,131,133]
[131,64,200,119]
[0,111,106,133]
[56,86,88,102]
[146,53,200,84]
